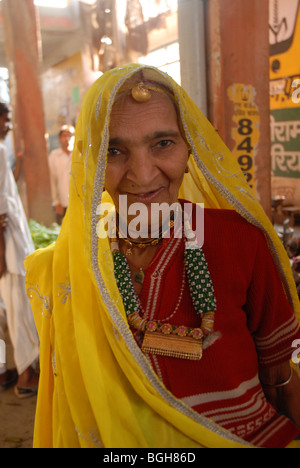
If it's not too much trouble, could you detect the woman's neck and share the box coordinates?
[119,239,159,268]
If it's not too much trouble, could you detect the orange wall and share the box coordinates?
[42,51,85,151]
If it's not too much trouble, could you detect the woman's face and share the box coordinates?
[105,91,189,226]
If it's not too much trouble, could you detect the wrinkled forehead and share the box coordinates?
[114,69,177,106]
[109,92,181,143]
[111,69,186,139]
[111,89,176,119]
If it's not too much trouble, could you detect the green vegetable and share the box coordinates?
[29,219,60,250]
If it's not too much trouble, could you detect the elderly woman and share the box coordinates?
[25,64,300,448]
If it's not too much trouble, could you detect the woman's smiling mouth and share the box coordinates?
[125,187,166,203]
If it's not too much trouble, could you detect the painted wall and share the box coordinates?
[42,51,85,152]
[270,0,300,207]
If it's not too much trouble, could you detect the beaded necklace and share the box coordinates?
[112,214,217,360]
[116,215,175,256]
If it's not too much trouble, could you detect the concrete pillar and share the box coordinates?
[2,0,53,225]
[205,0,272,218]
[178,0,207,115]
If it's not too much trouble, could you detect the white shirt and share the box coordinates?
[48,147,72,207]
[0,142,34,275]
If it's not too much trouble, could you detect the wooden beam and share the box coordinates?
[2,0,52,224]
[205,0,272,218]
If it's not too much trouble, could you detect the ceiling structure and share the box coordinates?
[0,0,83,71]
[0,0,178,73]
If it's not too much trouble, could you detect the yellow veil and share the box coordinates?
[25,64,300,448]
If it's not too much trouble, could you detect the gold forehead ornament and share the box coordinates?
[131,83,152,102]
[118,82,175,103]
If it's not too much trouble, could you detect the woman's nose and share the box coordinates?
[126,151,159,187]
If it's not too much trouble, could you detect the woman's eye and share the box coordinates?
[157,139,172,148]
[107,147,120,156]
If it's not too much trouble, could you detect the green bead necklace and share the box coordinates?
[111,214,217,360]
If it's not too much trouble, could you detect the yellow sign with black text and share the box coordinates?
[227,84,259,196]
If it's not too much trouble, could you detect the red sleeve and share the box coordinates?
[244,230,300,367]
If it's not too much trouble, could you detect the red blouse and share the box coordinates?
[134,206,300,448]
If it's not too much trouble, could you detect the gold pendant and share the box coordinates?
[135,268,145,285]
[126,246,133,256]
[141,330,203,360]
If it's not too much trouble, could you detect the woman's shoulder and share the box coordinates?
[179,200,259,230]
[204,207,252,226]
[179,200,263,236]
[202,207,267,253]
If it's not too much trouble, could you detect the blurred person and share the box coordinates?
[0,102,39,398]
[48,125,75,224]
[26,65,300,448]
[12,150,24,182]
[0,111,23,341]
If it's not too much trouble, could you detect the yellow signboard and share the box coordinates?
[270,0,300,181]
[227,84,259,195]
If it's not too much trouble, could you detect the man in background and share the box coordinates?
[48,125,74,224]
[0,102,39,398]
